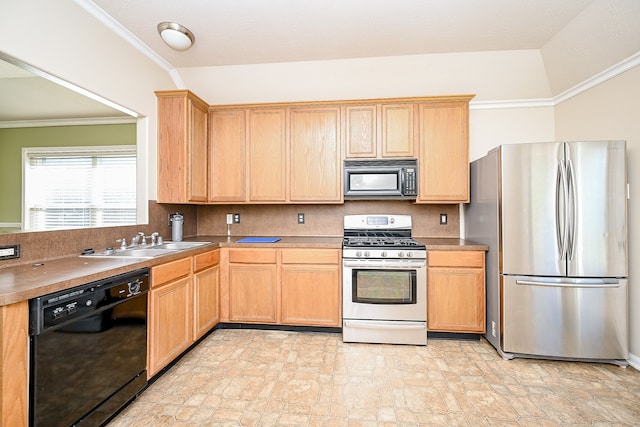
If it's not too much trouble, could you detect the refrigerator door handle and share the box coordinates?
[556,160,569,260]
[566,159,577,260]
[516,279,620,288]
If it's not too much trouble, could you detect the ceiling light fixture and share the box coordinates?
[157,22,195,51]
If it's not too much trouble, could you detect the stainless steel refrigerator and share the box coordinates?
[465,141,628,365]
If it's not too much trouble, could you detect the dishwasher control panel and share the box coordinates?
[28,268,149,335]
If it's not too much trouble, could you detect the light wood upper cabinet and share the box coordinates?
[290,106,342,202]
[248,108,287,202]
[344,103,414,159]
[381,104,415,158]
[156,90,209,203]
[344,105,377,158]
[427,250,486,333]
[158,92,473,205]
[417,99,471,203]
[209,109,246,202]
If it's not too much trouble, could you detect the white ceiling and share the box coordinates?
[3,0,639,124]
[93,0,596,68]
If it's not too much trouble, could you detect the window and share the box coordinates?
[23,146,136,230]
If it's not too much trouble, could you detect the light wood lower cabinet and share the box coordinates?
[228,249,278,323]
[0,301,28,427]
[148,250,220,378]
[281,249,341,327]
[427,250,486,333]
[193,250,221,340]
[222,248,341,327]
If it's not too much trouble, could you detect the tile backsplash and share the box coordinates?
[197,201,459,238]
[0,200,459,267]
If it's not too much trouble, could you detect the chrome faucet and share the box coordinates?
[150,232,160,245]
[116,238,127,250]
[131,231,146,246]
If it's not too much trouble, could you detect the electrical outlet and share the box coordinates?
[0,244,20,260]
[440,213,448,225]
[233,213,240,224]
[298,213,305,224]
[226,214,233,225]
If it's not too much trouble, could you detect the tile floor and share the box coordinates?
[108,329,640,427]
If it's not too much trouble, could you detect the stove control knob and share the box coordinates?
[381,251,387,257]
[398,252,405,257]
[364,251,371,257]
[356,251,362,257]
[407,252,413,258]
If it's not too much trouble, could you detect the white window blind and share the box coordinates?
[23,146,136,230]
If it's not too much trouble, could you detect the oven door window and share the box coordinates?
[352,269,417,304]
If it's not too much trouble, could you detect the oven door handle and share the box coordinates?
[343,260,426,269]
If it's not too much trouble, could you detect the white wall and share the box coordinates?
[555,66,640,362]
[179,49,551,105]
[0,0,175,203]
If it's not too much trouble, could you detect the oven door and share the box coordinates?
[343,258,426,321]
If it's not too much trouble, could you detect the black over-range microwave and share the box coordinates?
[344,158,418,200]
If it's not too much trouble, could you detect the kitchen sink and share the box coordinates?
[147,241,210,250]
[80,241,211,259]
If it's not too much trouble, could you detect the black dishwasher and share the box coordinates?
[29,268,149,427]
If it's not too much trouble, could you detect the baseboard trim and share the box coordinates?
[627,352,640,370]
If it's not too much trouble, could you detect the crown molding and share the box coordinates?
[471,50,640,110]
[0,116,137,129]
[74,0,177,77]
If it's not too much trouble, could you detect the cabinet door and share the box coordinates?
[418,101,469,203]
[427,267,485,333]
[229,264,278,323]
[344,105,377,158]
[381,104,414,158]
[0,301,28,427]
[157,91,209,203]
[248,108,287,202]
[188,98,209,202]
[427,251,485,333]
[281,264,341,327]
[148,276,193,377]
[290,107,342,202]
[209,109,246,202]
[193,264,219,340]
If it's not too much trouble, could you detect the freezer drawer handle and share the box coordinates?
[516,279,620,288]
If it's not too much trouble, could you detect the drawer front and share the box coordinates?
[152,257,192,287]
[229,248,277,264]
[281,249,340,264]
[428,250,484,268]
[194,250,220,272]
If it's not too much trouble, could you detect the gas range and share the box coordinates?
[342,214,427,345]
[342,214,426,259]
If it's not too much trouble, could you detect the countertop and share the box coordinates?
[0,235,486,306]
